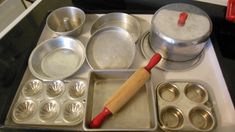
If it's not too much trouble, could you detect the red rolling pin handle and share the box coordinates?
[89,107,112,128]
[144,53,162,72]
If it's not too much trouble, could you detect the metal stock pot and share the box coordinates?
[150,3,212,62]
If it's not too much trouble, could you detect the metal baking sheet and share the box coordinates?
[4,14,235,132]
[86,27,136,69]
[84,70,157,131]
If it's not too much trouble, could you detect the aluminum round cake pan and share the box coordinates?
[90,13,141,42]
[86,27,136,69]
[28,36,85,80]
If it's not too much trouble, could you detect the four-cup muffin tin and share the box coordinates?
[11,79,86,126]
[156,81,216,131]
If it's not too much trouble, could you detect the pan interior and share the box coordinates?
[86,28,135,69]
[41,48,80,77]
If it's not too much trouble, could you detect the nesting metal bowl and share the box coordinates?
[90,13,141,42]
[46,6,86,36]
[28,36,85,80]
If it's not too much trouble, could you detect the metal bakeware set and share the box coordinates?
[5,5,219,132]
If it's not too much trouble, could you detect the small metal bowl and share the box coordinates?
[68,80,86,98]
[63,101,84,123]
[39,100,60,122]
[160,106,184,129]
[158,83,180,102]
[46,6,86,36]
[90,13,141,42]
[184,83,208,103]
[12,100,36,122]
[46,80,65,98]
[189,107,215,131]
[22,79,43,97]
[28,36,85,80]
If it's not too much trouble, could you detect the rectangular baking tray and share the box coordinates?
[83,70,158,131]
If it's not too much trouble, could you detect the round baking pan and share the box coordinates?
[29,36,85,80]
[86,27,136,69]
[90,13,141,42]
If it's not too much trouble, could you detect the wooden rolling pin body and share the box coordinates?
[105,68,150,113]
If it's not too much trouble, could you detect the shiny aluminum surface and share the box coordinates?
[39,100,59,122]
[28,36,85,80]
[46,6,85,36]
[90,12,141,42]
[86,27,136,69]
[189,107,215,131]
[5,14,232,131]
[63,101,84,123]
[46,80,65,98]
[12,100,36,122]
[10,79,86,126]
[140,32,203,71]
[156,81,216,131]
[150,3,212,61]
[158,83,179,102]
[84,70,157,131]
[22,79,43,97]
[185,83,207,103]
[68,80,86,98]
[160,107,184,129]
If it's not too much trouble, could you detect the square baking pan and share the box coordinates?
[83,70,157,131]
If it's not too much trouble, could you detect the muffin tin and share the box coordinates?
[12,79,86,126]
[156,81,216,131]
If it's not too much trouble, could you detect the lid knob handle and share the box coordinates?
[178,12,188,26]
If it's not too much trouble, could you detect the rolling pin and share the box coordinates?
[89,53,162,128]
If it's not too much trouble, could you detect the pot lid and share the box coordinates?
[152,3,212,42]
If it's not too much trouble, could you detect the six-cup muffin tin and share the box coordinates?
[156,81,216,131]
[12,79,86,126]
